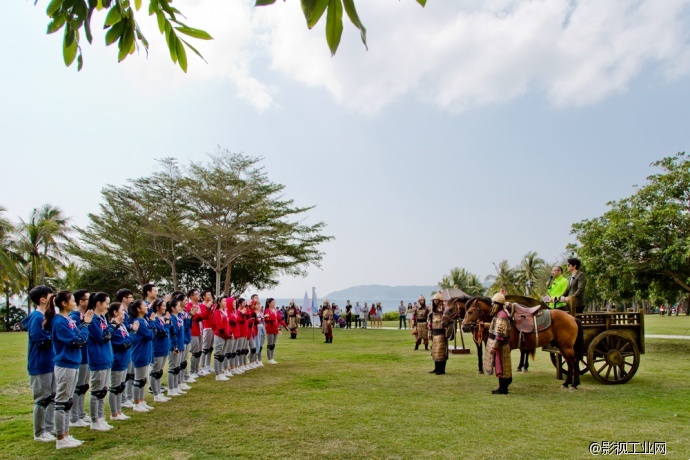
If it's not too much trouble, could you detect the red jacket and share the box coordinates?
[228,309,241,339]
[244,311,255,339]
[200,303,214,329]
[212,308,231,340]
[264,308,286,334]
[186,302,203,337]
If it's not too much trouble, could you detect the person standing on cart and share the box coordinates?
[560,258,587,314]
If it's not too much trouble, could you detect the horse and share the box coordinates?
[460,297,584,389]
[442,296,489,374]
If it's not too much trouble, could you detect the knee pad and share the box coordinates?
[214,354,224,362]
[133,378,147,388]
[55,400,72,412]
[180,360,188,370]
[92,388,108,400]
[109,384,124,395]
[267,344,276,350]
[250,348,257,354]
[192,351,202,359]
[150,370,164,380]
[125,372,135,382]
[224,352,231,360]
[172,366,181,375]
[119,381,127,392]
[243,349,250,356]
[74,383,89,396]
[230,352,237,358]
[35,393,55,408]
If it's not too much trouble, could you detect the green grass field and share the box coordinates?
[1,320,689,460]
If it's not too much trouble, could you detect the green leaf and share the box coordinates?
[104,6,121,26]
[118,21,134,52]
[105,20,124,45]
[96,0,103,10]
[63,28,78,66]
[46,0,64,16]
[156,11,166,33]
[84,6,94,43]
[325,0,343,56]
[255,0,276,5]
[176,36,187,72]
[180,37,207,64]
[342,0,367,50]
[77,52,83,71]
[134,0,141,11]
[47,16,67,34]
[301,0,328,29]
[416,0,426,6]
[166,28,178,64]
[174,26,213,40]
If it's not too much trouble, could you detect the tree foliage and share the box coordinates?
[571,152,690,308]
[437,267,485,296]
[37,0,427,71]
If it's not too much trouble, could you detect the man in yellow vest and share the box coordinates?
[547,266,569,310]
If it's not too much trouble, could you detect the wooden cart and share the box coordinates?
[548,310,645,385]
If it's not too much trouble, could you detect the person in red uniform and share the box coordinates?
[245,300,258,369]
[185,289,202,380]
[225,298,241,375]
[198,291,215,376]
[211,297,232,381]
[236,299,250,372]
[263,298,287,364]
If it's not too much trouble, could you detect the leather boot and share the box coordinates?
[425,343,429,350]
[492,378,509,394]
[414,343,419,350]
[436,361,446,375]
[429,362,439,373]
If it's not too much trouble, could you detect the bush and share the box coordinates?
[382,311,399,321]
[0,306,27,332]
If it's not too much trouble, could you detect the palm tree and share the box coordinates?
[16,205,70,312]
[516,251,546,298]
[0,207,25,323]
[438,267,486,296]
[485,260,519,295]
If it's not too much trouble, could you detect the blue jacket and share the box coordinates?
[169,314,184,352]
[110,323,134,372]
[69,310,89,365]
[22,310,54,376]
[86,314,115,371]
[181,310,192,345]
[52,314,89,369]
[130,317,154,368]
[151,316,171,358]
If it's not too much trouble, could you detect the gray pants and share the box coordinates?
[89,369,110,422]
[362,315,368,328]
[168,351,180,390]
[133,366,149,401]
[181,345,190,381]
[125,361,135,402]
[150,356,166,395]
[69,364,89,422]
[201,328,214,368]
[213,336,227,375]
[189,336,201,374]
[266,334,277,361]
[30,372,55,437]
[237,337,247,366]
[256,325,266,362]
[248,336,257,364]
[54,367,77,437]
[227,339,237,368]
[109,370,126,415]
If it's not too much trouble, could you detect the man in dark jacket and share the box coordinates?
[561,258,586,314]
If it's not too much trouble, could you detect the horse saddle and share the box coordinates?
[510,303,551,334]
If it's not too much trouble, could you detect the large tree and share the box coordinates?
[571,152,690,309]
[515,251,546,298]
[172,150,332,296]
[37,0,427,72]
[437,267,485,296]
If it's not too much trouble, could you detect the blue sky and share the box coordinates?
[1,0,689,297]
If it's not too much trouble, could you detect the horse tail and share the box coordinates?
[574,318,584,361]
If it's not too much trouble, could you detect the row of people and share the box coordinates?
[23,284,288,450]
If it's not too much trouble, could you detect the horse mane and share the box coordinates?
[449,293,473,304]
[468,296,492,306]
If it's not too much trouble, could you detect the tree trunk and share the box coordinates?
[223,263,232,296]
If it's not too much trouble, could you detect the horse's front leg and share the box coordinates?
[476,342,483,374]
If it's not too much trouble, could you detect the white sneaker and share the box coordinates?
[45,432,57,441]
[257,361,264,367]
[268,359,278,364]
[99,418,114,429]
[167,389,181,397]
[34,432,54,442]
[153,394,170,403]
[110,413,129,421]
[80,416,91,424]
[90,421,111,432]
[176,388,187,394]
[197,369,208,376]
[69,419,90,428]
[179,383,192,390]
[143,402,155,410]
[185,377,197,383]
[121,399,135,408]
[189,373,199,379]
[215,375,229,381]
[65,435,83,446]
[56,438,79,449]
[133,402,149,412]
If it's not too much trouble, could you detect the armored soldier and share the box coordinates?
[286,301,300,339]
[412,295,430,350]
[321,300,334,343]
[428,292,451,375]
[484,292,512,394]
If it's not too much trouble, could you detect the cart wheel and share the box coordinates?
[549,352,589,377]
[587,330,640,384]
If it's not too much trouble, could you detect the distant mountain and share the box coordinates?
[325,285,438,301]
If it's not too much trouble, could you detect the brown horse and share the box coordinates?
[460,297,584,389]
[442,297,489,374]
